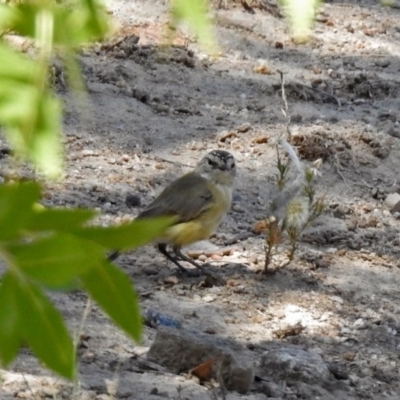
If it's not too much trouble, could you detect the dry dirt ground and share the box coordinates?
[2,0,400,398]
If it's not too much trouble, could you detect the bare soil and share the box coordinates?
[2,0,400,398]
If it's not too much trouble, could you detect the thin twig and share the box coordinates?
[277,69,292,141]
[71,296,92,400]
[332,154,350,188]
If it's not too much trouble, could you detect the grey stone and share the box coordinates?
[257,380,286,397]
[293,382,338,400]
[375,59,390,68]
[385,122,400,139]
[147,327,254,394]
[259,345,331,384]
[328,362,349,380]
[385,193,400,209]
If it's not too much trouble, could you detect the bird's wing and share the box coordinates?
[137,172,213,223]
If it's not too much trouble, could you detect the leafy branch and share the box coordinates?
[0,181,173,378]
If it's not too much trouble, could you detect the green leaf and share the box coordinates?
[27,207,96,232]
[0,44,63,178]
[14,279,75,379]
[73,217,175,252]
[280,0,321,42]
[61,0,109,44]
[0,273,22,366]
[6,233,104,288]
[81,260,141,342]
[170,0,217,53]
[30,94,63,179]
[10,2,109,46]
[78,0,110,39]
[0,42,38,82]
[0,182,40,241]
[0,4,19,31]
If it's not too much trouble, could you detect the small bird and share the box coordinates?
[111,150,236,275]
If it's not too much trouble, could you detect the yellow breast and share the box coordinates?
[163,182,233,247]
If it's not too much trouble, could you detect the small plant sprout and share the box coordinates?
[264,140,325,272]
[275,147,291,191]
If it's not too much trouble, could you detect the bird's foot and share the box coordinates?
[178,265,225,286]
[182,268,202,278]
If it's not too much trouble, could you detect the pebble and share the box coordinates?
[319,312,331,322]
[81,149,95,156]
[330,295,344,304]
[232,203,245,213]
[343,351,356,361]
[164,276,179,285]
[353,318,366,329]
[385,193,400,208]
[328,362,349,380]
[340,327,353,335]
[310,347,324,355]
[375,59,390,68]
[325,247,338,254]
[387,327,397,336]
[125,194,141,208]
[349,374,359,384]
[121,154,130,162]
[202,294,217,303]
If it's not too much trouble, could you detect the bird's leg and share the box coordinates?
[157,243,192,275]
[173,245,226,286]
[172,245,207,274]
[160,244,224,285]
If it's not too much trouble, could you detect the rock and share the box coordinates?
[291,114,302,123]
[293,382,338,400]
[202,294,217,303]
[147,327,254,393]
[330,295,344,304]
[385,122,400,139]
[385,193,400,209]
[125,194,141,208]
[375,59,390,68]
[353,318,366,329]
[256,380,286,397]
[328,362,349,380]
[232,203,245,213]
[258,345,331,384]
[81,149,95,157]
[340,327,353,335]
[391,201,400,214]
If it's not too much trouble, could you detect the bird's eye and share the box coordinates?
[231,162,235,169]
[208,159,217,167]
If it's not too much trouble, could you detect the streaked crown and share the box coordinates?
[195,150,236,185]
